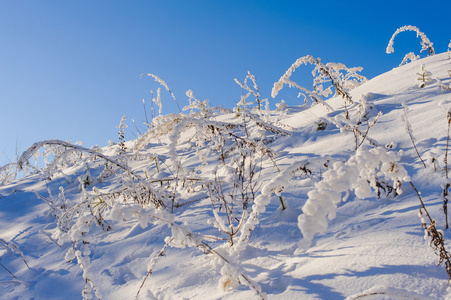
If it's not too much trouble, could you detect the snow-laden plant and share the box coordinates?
[207,143,272,248]
[18,139,170,215]
[108,202,267,299]
[412,182,451,280]
[144,73,181,112]
[134,92,232,148]
[271,55,367,110]
[328,93,382,151]
[137,79,291,251]
[0,163,20,186]
[448,40,451,59]
[117,115,128,155]
[437,73,451,92]
[15,139,183,299]
[234,71,265,111]
[153,88,162,116]
[0,140,85,185]
[272,55,376,150]
[297,146,410,249]
[63,215,103,300]
[416,64,432,88]
[230,162,314,252]
[184,89,211,117]
[386,25,435,60]
[399,52,420,66]
[165,111,285,248]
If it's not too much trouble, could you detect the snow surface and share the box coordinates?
[2,53,451,299]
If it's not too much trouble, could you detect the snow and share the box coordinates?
[2,52,451,299]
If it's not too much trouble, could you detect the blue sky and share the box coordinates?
[1,0,450,165]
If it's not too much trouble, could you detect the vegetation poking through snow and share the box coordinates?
[2,27,451,299]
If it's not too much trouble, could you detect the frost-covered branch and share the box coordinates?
[402,101,426,168]
[386,25,435,56]
[18,139,140,180]
[0,238,30,269]
[144,73,181,112]
[399,52,419,66]
[271,55,366,109]
[235,71,263,110]
[411,182,451,280]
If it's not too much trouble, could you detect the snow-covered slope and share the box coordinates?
[2,53,451,300]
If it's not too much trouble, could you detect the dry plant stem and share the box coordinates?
[407,127,427,168]
[410,182,432,223]
[444,114,451,229]
[19,140,141,180]
[142,99,151,130]
[352,114,381,151]
[410,181,451,279]
[402,102,426,168]
[445,112,451,179]
[317,63,353,104]
[136,238,173,297]
[358,116,381,148]
[0,262,16,278]
[350,291,387,299]
[444,184,450,229]
[0,239,30,269]
[279,196,286,210]
[143,212,265,299]
[199,242,266,300]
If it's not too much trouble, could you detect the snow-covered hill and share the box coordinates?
[2,52,451,300]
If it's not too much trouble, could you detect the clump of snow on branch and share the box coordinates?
[297,147,410,249]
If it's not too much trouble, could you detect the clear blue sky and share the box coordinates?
[1,0,450,165]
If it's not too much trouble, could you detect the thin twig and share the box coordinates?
[403,102,426,168]
[0,262,16,278]
[136,238,172,297]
